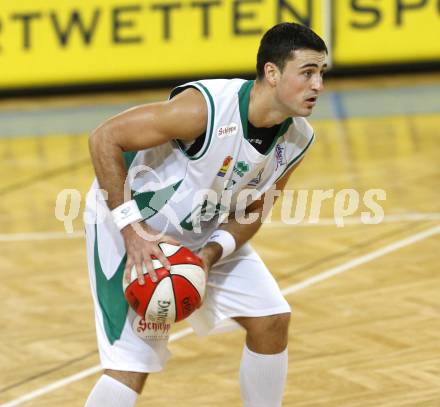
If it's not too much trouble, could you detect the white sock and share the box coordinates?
[85,374,138,407]
[239,345,288,407]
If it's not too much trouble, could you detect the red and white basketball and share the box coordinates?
[123,243,206,324]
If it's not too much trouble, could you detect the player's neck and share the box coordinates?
[248,79,289,128]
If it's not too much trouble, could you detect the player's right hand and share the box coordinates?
[121,222,180,286]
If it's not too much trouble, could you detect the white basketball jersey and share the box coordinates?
[87,79,315,254]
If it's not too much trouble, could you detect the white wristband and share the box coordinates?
[207,230,236,260]
[111,200,143,230]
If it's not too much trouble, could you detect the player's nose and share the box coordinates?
[311,74,324,93]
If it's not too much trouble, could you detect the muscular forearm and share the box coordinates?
[199,167,298,270]
[200,203,264,269]
[89,124,129,210]
[220,207,264,250]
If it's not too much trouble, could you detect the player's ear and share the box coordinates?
[264,62,280,87]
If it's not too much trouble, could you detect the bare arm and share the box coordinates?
[89,88,207,210]
[198,160,303,269]
[89,88,207,284]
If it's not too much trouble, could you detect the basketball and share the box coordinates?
[123,243,206,324]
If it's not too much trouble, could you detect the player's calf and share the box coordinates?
[235,314,291,407]
[84,371,148,407]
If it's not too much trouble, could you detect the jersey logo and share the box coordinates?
[233,160,249,177]
[217,155,233,177]
[248,138,263,145]
[247,168,264,187]
[217,122,238,138]
[224,179,236,190]
[275,144,286,170]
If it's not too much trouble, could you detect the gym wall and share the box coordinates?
[0,0,438,91]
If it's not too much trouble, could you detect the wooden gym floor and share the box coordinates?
[0,73,439,406]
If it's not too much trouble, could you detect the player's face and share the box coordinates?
[275,49,327,117]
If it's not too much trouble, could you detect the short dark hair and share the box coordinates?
[256,22,327,80]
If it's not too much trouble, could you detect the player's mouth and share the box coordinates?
[304,96,318,106]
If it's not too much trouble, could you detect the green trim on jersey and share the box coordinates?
[94,224,128,344]
[133,179,183,220]
[275,133,315,182]
[238,80,293,156]
[93,165,182,346]
[238,80,252,139]
[123,151,137,169]
[172,82,215,161]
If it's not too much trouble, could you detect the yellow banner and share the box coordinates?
[333,0,440,65]
[0,0,324,89]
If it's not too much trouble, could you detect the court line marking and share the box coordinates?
[0,231,84,242]
[0,328,194,407]
[263,212,440,228]
[1,224,439,407]
[1,212,439,242]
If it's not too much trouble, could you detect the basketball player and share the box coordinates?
[84,22,327,406]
